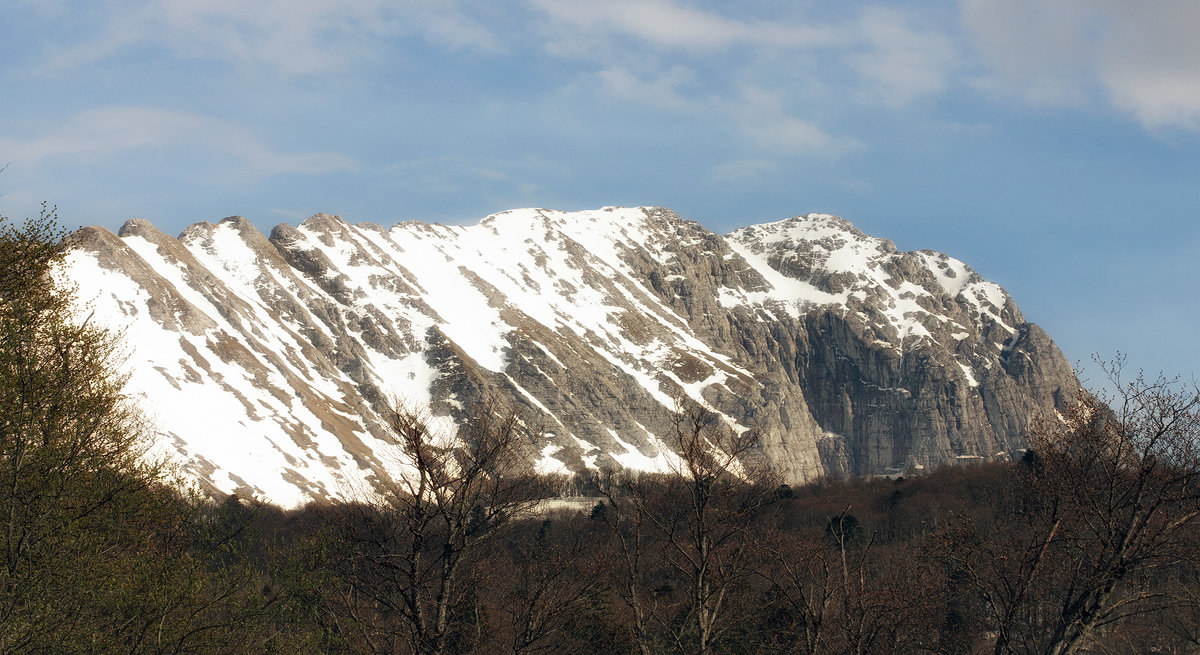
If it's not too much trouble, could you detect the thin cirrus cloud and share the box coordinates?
[534,0,1200,135]
[734,87,863,157]
[591,65,700,110]
[528,0,841,53]
[529,1,955,107]
[384,154,561,198]
[526,0,961,162]
[704,159,778,187]
[851,7,958,108]
[0,107,356,177]
[960,0,1096,106]
[962,0,1200,131]
[740,112,862,158]
[39,0,502,75]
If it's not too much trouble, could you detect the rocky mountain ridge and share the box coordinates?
[62,207,1079,507]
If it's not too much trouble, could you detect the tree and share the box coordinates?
[0,207,290,654]
[934,356,1200,655]
[598,401,776,655]
[333,397,547,655]
[753,511,947,655]
[483,517,611,655]
[0,205,164,650]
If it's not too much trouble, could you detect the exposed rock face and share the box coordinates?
[61,207,1079,506]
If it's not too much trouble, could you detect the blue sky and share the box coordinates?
[2,0,1197,387]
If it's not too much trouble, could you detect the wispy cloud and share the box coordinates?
[531,0,1200,136]
[734,88,863,157]
[852,8,958,108]
[529,0,841,53]
[384,154,559,197]
[0,107,356,176]
[592,65,699,110]
[530,0,957,109]
[962,0,1200,131]
[40,0,502,76]
[705,159,777,187]
[526,1,955,160]
[961,0,1104,106]
[1092,1,1200,131]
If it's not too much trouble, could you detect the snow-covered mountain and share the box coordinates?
[63,207,1078,507]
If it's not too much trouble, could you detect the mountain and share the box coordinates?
[61,207,1079,507]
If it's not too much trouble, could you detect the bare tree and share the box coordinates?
[483,517,609,655]
[752,529,841,654]
[935,356,1200,655]
[335,397,546,655]
[753,513,947,655]
[600,401,777,655]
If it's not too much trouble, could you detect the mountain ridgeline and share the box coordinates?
[64,207,1078,506]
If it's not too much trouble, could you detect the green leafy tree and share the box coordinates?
[0,206,303,653]
[0,205,161,650]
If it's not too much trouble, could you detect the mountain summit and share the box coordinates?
[63,207,1078,507]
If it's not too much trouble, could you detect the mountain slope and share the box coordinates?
[62,207,1078,506]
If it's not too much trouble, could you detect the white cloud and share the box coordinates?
[962,0,1200,130]
[734,88,862,157]
[527,0,966,161]
[530,0,955,110]
[593,66,698,109]
[705,159,777,187]
[526,2,921,160]
[534,0,1200,133]
[529,0,840,53]
[852,8,958,108]
[960,0,1098,105]
[384,155,558,196]
[42,0,502,75]
[0,107,355,176]
[1091,0,1200,130]
[746,116,859,156]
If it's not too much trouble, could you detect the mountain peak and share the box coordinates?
[298,212,350,233]
[118,217,165,239]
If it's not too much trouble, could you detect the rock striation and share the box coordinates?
[61,207,1079,506]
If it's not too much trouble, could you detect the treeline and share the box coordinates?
[201,444,1200,655]
[3,209,1200,654]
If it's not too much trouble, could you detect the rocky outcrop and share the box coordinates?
[60,207,1079,506]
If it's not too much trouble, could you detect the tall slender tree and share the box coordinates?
[334,398,547,655]
[600,402,776,655]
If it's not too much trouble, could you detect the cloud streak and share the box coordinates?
[962,0,1200,131]
[40,0,503,75]
[852,8,958,108]
[591,65,699,110]
[529,0,841,53]
[526,0,960,164]
[0,107,356,176]
[734,88,863,157]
